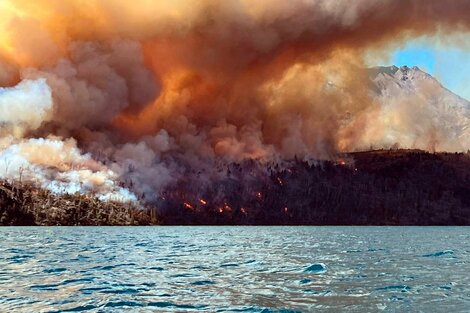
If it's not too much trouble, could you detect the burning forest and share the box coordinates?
[0,0,469,225]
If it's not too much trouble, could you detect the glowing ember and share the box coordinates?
[183,202,194,210]
[218,208,224,213]
[240,208,247,215]
[277,177,283,185]
[256,192,262,199]
[284,207,288,214]
[337,160,347,166]
[199,199,207,205]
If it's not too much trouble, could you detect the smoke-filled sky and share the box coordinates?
[0,0,469,203]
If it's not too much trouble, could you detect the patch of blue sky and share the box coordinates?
[391,41,469,100]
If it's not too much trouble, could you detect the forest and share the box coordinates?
[157,149,470,225]
[1,149,469,225]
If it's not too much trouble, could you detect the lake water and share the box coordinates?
[0,227,469,312]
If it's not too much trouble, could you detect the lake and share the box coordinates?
[0,227,469,312]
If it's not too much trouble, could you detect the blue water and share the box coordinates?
[0,227,469,312]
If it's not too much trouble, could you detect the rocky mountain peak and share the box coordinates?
[366,65,470,151]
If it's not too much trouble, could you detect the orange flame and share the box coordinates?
[183,202,194,210]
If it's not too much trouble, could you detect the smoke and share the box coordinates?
[0,79,52,134]
[0,136,136,202]
[0,0,468,203]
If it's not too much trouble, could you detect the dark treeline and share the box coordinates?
[157,150,470,225]
[2,149,470,225]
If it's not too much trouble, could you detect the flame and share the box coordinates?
[183,202,194,210]
[199,198,207,205]
[336,159,347,166]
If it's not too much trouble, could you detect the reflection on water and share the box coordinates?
[0,227,469,312]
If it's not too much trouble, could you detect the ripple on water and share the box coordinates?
[62,277,94,285]
[104,300,144,308]
[52,303,98,312]
[91,263,136,271]
[147,301,207,309]
[422,250,454,257]
[43,267,67,274]
[220,263,239,268]
[305,263,327,274]
[99,287,146,294]
[375,285,411,293]
[170,273,199,278]
[7,254,33,264]
[29,283,59,291]
[216,307,303,313]
[191,280,215,285]
[260,309,303,313]
[78,286,108,294]
[244,260,257,264]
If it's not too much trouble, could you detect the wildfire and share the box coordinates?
[183,202,194,210]
[0,0,467,215]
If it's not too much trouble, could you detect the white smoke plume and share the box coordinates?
[0,79,52,134]
[0,136,137,202]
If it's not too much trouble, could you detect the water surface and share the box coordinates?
[0,227,469,312]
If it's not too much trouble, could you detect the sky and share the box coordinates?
[390,41,470,100]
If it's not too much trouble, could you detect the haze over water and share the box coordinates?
[0,227,469,312]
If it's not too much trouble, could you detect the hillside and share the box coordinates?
[157,150,470,225]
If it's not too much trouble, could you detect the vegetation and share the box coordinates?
[0,181,157,226]
[158,150,470,225]
[1,149,469,226]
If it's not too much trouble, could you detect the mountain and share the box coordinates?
[366,65,470,152]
